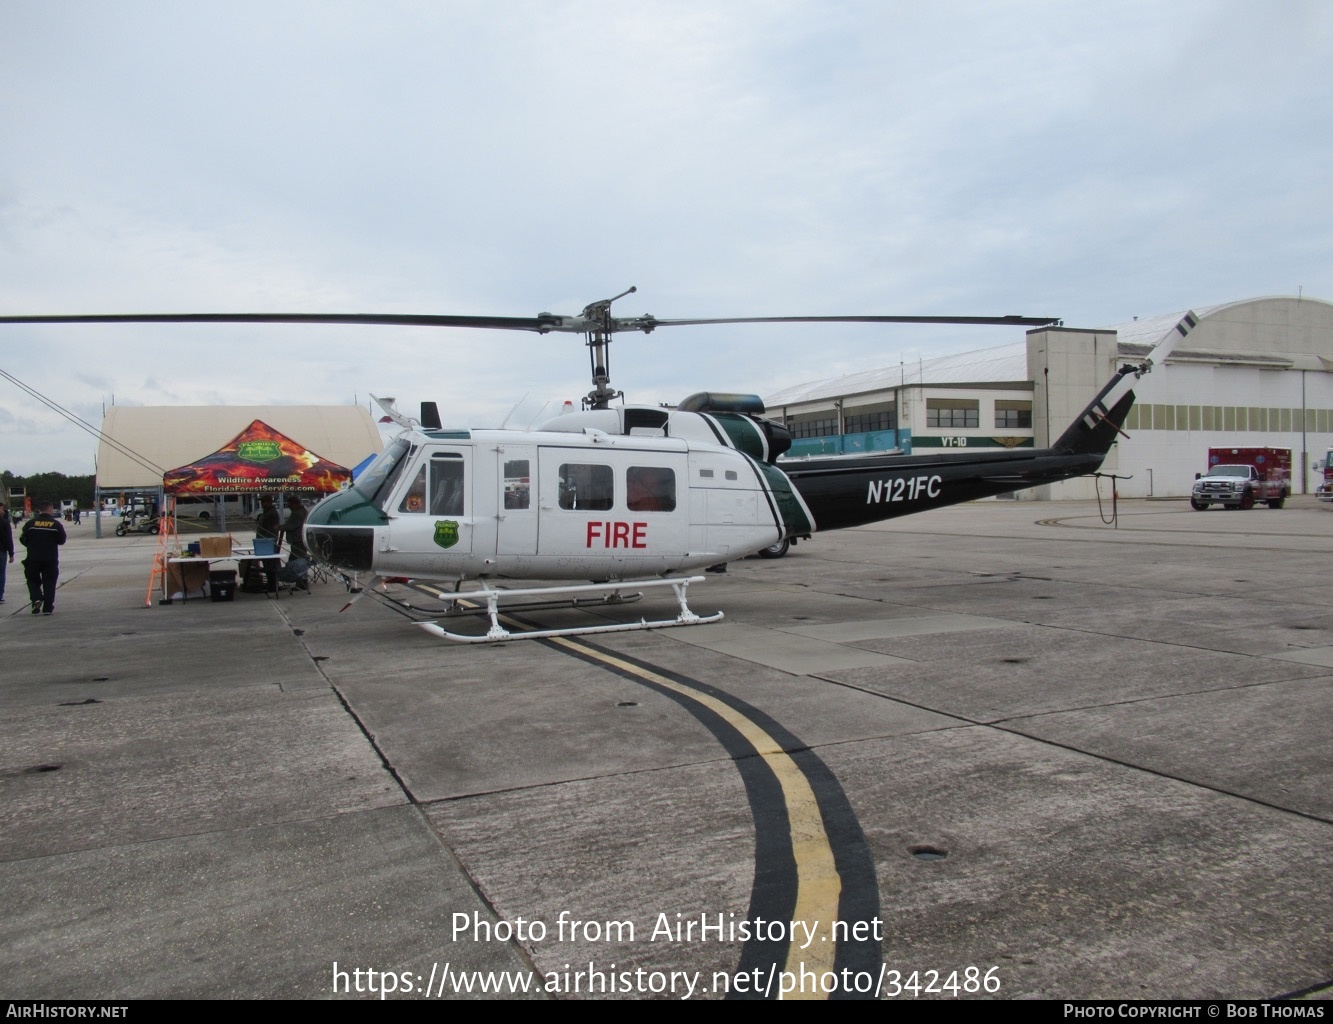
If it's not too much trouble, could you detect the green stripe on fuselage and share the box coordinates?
[710,413,768,462]
[752,460,814,536]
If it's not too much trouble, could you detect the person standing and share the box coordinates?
[279,496,310,591]
[0,503,13,604]
[248,495,282,593]
[256,495,281,547]
[281,496,309,560]
[20,500,66,615]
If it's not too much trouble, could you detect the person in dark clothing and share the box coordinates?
[247,495,282,593]
[20,500,66,615]
[281,496,309,561]
[0,504,13,604]
[278,496,310,591]
[256,495,281,547]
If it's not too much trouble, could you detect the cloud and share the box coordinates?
[1,0,1330,474]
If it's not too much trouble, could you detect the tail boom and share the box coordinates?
[781,385,1138,533]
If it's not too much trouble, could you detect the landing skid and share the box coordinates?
[415,576,723,643]
[433,588,645,618]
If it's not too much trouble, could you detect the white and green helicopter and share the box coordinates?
[1,290,1190,641]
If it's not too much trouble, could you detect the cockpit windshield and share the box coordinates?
[354,438,414,508]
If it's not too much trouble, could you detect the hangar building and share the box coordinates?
[766,296,1333,500]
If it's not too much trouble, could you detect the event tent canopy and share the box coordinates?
[163,419,352,495]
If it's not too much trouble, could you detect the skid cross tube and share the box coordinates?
[414,575,723,643]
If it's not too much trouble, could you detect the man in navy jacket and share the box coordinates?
[20,500,66,615]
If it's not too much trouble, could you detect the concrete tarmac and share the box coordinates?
[1,500,1329,1000]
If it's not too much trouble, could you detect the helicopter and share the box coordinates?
[0,289,1189,641]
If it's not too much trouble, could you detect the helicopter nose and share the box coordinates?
[304,489,383,572]
[306,487,382,527]
[305,523,376,572]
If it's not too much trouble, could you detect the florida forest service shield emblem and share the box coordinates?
[433,520,460,549]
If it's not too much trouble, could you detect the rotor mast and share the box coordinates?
[582,285,637,410]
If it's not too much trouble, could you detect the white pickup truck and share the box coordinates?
[1190,464,1287,510]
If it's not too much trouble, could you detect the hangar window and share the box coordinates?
[844,403,896,433]
[627,466,676,512]
[994,400,1032,429]
[558,464,613,511]
[927,399,978,429]
[788,414,838,439]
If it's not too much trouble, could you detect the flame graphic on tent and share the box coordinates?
[163,420,352,494]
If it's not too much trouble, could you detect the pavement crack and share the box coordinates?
[986,675,1331,723]
[991,721,1333,828]
[274,602,420,805]
[413,752,765,806]
[809,675,1333,827]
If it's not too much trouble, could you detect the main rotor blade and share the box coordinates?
[625,314,1062,329]
[0,312,571,332]
[1,311,1062,333]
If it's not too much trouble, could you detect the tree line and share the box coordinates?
[2,470,97,509]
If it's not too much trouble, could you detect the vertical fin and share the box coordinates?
[1051,311,1195,455]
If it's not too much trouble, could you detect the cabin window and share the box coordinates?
[398,465,428,513]
[627,466,676,512]
[927,399,979,429]
[558,464,614,510]
[503,459,530,510]
[994,400,1032,429]
[431,453,465,515]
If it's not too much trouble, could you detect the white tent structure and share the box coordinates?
[94,405,382,533]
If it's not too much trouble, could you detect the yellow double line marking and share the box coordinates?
[414,584,846,997]
[549,635,842,997]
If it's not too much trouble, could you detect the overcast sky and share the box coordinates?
[2,0,1330,476]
